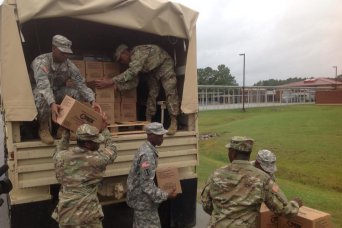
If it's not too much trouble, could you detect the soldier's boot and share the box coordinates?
[146,115,152,122]
[167,116,177,135]
[56,127,77,141]
[38,120,54,144]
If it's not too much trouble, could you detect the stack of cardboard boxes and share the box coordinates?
[258,203,333,228]
[120,89,137,122]
[70,59,137,124]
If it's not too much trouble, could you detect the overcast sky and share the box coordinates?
[176,0,342,85]
[1,0,341,85]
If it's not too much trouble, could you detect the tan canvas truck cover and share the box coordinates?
[0,0,199,121]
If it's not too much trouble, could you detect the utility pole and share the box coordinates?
[239,53,246,112]
[332,66,337,89]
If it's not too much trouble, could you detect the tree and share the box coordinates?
[253,77,308,86]
[198,64,238,86]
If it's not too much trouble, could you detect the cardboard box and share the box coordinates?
[258,204,333,228]
[156,167,182,194]
[121,89,137,103]
[71,59,86,77]
[278,206,332,228]
[95,86,115,103]
[115,89,121,101]
[258,203,279,228]
[114,102,121,122]
[98,102,115,124]
[120,102,136,122]
[103,62,120,78]
[85,61,104,81]
[56,95,102,132]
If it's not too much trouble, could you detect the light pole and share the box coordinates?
[239,53,246,112]
[332,66,337,89]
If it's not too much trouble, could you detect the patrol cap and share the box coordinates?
[256,149,277,174]
[225,136,254,152]
[145,122,168,135]
[114,44,128,61]
[76,124,104,143]
[52,35,73,54]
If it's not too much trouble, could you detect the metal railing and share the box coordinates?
[198,85,330,110]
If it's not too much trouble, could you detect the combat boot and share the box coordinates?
[167,116,177,135]
[38,120,54,144]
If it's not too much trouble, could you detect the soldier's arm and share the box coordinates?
[112,49,148,85]
[264,179,300,217]
[32,61,55,105]
[53,129,70,160]
[139,155,168,203]
[114,76,139,91]
[58,129,70,151]
[201,175,214,215]
[97,128,118,165]
[68,61,95,102]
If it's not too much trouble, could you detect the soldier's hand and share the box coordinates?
[91,101,103,114]
[51,103,62,122]
[292,197,303,207]
[94,78,114,88]
[167,187,178,199]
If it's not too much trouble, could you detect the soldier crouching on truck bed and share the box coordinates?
[94,44,179,135]
[31,34,101,144]
[52,115,117,228]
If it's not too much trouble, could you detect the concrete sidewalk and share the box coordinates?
[195,203,210,228]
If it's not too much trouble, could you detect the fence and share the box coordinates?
[198,85,329,110]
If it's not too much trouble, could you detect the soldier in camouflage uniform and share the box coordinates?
[201,136,303,228]
[52,121,117,228]
[126,122,178,228]
[250,149,277,181]
[31,35,101,144]
[94,44,179,135]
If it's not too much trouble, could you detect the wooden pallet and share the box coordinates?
[108,121,149,136]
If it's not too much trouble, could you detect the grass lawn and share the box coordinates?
[197,104,342,226]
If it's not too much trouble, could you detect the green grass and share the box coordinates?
[197,105,342,226]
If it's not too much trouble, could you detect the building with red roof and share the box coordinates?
[281,77,342,88]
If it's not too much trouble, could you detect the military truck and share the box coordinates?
[0,0,199,227]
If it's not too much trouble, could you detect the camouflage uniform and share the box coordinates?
[113,45,179,117]
[251,149,277,181]
[31,53,95,122]
[52,124,117,228]
[201,137,299,228]
[126,123,169,228]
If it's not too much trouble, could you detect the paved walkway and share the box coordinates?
[195,203,210,228]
